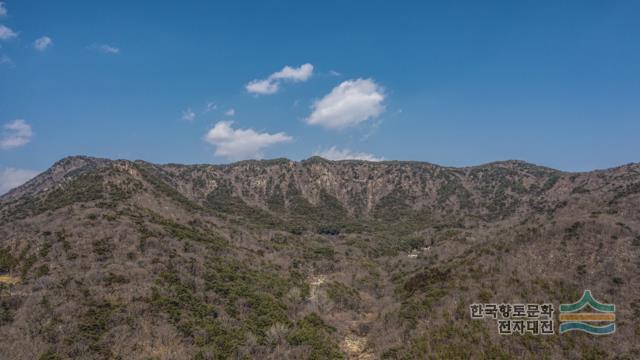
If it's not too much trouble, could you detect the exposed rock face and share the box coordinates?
[0,156,639,359]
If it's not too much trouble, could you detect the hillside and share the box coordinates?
[1,156,639,359]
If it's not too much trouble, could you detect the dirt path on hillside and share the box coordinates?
[308,274,378,359]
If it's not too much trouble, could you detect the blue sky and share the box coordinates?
[1,1,640,192]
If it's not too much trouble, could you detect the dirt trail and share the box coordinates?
[341,334,374,359]
[307,274,379,358]
[308,275,327,301]
[340,310,378,359]
[0,275,20,285]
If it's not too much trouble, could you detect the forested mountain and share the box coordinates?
[1,156,639,359]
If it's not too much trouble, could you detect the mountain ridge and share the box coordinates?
[8,154,639,201]
[0,155,639,359]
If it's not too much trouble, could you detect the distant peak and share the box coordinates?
[52,155,107,167]
[303,156,331,163]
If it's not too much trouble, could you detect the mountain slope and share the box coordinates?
[1,156,639,359]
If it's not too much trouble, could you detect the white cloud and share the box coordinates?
[89,43,120,54]
[246,78,279,95]
[204,102,217,113]
[0,119,32,149]
[246,63,313,95]
[181,108,196,122]
[314,146,383,162]
[225,108,235,116]
[0,2,7,17]
[306,78,385,130]
[270,63,314,82]
[0,167,39,194]
[204,121,292,160]
[0,54,12,67]
[34,36,53,51]
[0,25,17,40]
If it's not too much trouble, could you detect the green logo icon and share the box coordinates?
[559,290,615,335]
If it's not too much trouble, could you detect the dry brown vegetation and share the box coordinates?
[0,155,639,359]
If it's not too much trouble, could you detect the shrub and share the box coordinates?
[287,313,342,360]
[134,163,203,213]
[152,216,227,250]
[326,281,361,311]
[0,247,16,273]
[304,246,336,261]
[38,171,105,213]
[38,349,62,360]
[402,267,450,296]
[265,322,288,346]
[74,300,116,357]
[36,265,50,277]
[92,238,112,261]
